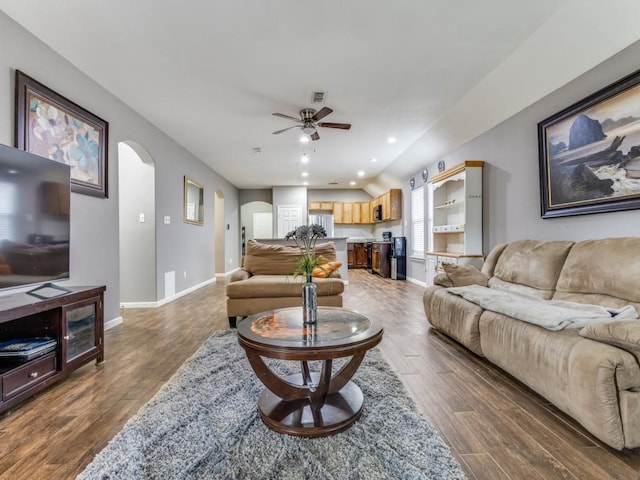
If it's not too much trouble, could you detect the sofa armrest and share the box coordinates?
[229,269,251,283]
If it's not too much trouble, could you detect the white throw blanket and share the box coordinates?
[447,285,638,331]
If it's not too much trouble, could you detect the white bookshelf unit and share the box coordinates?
[426,160,484,285]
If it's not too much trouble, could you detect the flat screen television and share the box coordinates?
[0,143,70,290]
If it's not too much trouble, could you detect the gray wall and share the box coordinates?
[403,37,640,284]
[0,12,240,323]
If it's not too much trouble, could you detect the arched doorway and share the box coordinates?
[118,141,156,305]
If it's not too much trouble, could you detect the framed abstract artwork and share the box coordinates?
[538,68,640,218]
[15,70,109,198]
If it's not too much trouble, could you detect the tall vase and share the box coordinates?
[302,274,318,324]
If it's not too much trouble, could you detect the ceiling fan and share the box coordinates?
[272,107,351,141]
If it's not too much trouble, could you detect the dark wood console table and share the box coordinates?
[0,285,105,413]
[237,306,383,437]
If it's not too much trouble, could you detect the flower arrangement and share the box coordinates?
[284,224,328,279]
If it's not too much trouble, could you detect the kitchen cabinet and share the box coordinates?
[309,201,334,211]
[333,202,343,223]
[347,243,355,267]
[347,242,368,268]
[371,242,391,277]
[427,160,484,284]
[359,202,371,224]
[380,189,402,221]
[355,243,367,267]
[319,190,401,225]
[342,202,353,224]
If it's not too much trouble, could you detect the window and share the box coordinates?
[411,185,424,257]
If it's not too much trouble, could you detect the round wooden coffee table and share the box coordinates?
[237,306,383,437]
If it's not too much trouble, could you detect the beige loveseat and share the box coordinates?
[423,237,640,450]
[226,240,344,328]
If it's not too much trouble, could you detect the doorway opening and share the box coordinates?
[118,141,156,305]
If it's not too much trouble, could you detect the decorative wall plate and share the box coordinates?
[438,160,446,172]
[421,168,428,182]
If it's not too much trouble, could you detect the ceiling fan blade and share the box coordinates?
[272,112,301,122]
[272,126,300,135]
[318,122,351,130]
[311,107,333,121]
[311,131,320,141]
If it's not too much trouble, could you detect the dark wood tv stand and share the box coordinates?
[0,285,105,414]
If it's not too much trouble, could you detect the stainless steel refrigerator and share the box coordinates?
[308,213,335,237]
[391,236,407,280]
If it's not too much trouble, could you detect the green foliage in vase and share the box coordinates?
[284,224,328,277]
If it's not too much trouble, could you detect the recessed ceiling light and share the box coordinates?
[301,155,309,163]
[387,136,397,144]
[302,172,308,177]
[370,158,377,162]
[350,181,356,186]
[302,181,309,186]
[300,136,310,144]
[357,170,365,177]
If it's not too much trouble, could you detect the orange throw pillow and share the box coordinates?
[312,261,342,278]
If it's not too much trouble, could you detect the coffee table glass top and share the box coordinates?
[239,307,380,348]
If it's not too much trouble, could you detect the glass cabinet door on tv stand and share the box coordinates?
[61,295,104,370]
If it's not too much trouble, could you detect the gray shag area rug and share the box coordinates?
[78,330,466,480]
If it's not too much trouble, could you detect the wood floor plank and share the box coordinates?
[0,269,639,479]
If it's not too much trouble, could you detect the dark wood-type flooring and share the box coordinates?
[1,269,639,479]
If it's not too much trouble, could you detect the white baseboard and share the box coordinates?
[216,267,240,279]
[407,277,427,288]
[105,316,123,330]
[120,277,216,309]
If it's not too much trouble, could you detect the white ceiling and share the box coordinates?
[2,1,640,193]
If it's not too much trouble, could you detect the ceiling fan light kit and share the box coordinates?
[272,106,351,141]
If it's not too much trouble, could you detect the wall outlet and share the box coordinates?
[183,271,187,279]
[139,213,145,223]
[164,216,171,224]
[229,258,233,266]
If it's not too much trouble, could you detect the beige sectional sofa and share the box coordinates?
[226,240,344,328]
[423,237,640,450]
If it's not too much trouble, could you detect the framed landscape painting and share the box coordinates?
[15,70,109,198]
[538,68,640,218]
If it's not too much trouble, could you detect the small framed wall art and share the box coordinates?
[15,70,109,198]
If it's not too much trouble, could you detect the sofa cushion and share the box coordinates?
[226,274,344,299]
[433,273,453,288]
[554,237,640,310]
[489,239,574,299]
[242,240,337,276]
[580,320,640,363]
[442,263,488,287]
